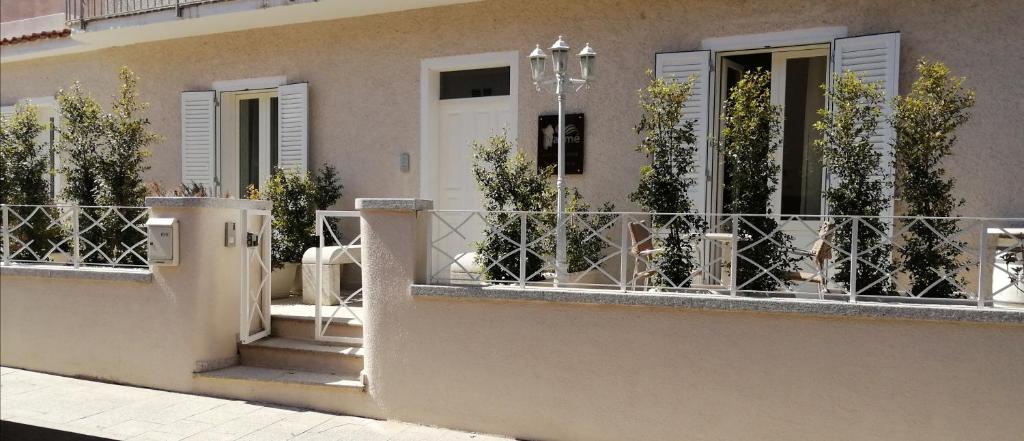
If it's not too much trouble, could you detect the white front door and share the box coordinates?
[436,96,513,211]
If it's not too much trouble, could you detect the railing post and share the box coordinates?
[848,217,859,302]
[976,221,987,308]
[315,213,324,337]
[424,212,434,284]
[72,206,81,268]
[730,215,738,296]
[619,214,629,292]
[2,205,9,265]
[519,213,527,288]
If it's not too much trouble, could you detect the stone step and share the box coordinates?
[271,314,363,343]
[239,337,364,376]
[193,366,383,418]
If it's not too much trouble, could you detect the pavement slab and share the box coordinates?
[0,367,510,441]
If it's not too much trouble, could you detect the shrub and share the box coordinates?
[892,59,975,298]
[255,164,343,269]
[471,133,554,281]
[814,72,895,296]
[56,67,160,266]
[629,72,705,288]
[1,104,51,205]
[0,104,62,260]
[716,69,795,292]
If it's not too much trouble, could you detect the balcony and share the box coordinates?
[65,0,228,28]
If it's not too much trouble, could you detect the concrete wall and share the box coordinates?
[360,199,1024,441]
[1,0,1021,217]
[0,0,63,23]
[0,198,262,391]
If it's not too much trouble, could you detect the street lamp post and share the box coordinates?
[529,36,596,287]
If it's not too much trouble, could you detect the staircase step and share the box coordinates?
[196,365,363,389]
[271,315,363,342]
[193,366,383,418]
[239,337,364,376]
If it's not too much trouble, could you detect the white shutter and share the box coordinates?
[181,91,217,192]
[277,82,309,173]
[655,51,711,213]
[831,32,900,217]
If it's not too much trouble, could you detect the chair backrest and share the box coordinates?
[629,221,654,255]
[809,221,835,266]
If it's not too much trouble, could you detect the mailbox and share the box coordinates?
[146,217,179,266]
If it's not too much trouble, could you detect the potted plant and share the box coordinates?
[250,164,342,298]
[993,247,1024,308]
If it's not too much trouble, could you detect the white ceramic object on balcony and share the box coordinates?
[992,263,1024,309]
[300,246,361,306]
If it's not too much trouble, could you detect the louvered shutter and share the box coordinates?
[831,32,900,218]
[277,83,309,173]
[180,91,217,192]
[655,51,711,213]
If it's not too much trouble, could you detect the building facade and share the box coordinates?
[2,0,1022,217]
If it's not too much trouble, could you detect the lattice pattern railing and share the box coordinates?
[314,211,363,344]
[428,210,1024,308]
[1,204,149,269]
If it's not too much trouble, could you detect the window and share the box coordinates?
[439,67,511,99]
[223,90,279,196]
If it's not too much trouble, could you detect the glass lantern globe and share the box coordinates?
[529,44,548,82]
[578,43,596,81]
[549,35,570,74]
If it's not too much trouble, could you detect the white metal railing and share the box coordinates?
[65,0,228,25]
[428,210,1024,308]
[314,210,363,345]
[1,204,150,269]
[239,208,272,344]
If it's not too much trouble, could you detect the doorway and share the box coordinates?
[711,46,830,293]
[711,46,829,218]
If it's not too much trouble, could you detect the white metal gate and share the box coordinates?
[239,208,272,344]
[314,211,364,344]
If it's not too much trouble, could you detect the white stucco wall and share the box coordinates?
[359,200,1024,441]
[0,200,260,391]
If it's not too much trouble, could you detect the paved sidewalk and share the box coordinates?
[0,367,509,440]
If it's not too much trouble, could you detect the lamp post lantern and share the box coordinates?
[528,36,596,287]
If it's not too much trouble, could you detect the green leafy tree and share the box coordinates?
[814,72,895,296]
[99,67,158,207]
[1,104,51,205]
[56,67,160,265]
[893,59,975,298]
[717,69,795,292]
[630,72,705,288]
[56,82,105,206]
[471,133,554,281]
[256,164,343,269]
[0,104,62,260]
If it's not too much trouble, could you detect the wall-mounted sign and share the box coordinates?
[537,113,584,174]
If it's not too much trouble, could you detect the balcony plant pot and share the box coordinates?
[271,262,302,299]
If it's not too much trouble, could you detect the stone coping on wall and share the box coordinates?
[355,198,433,211]
[1,264,153,283]
[145,197,270,210]
[411,284,1024,325]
